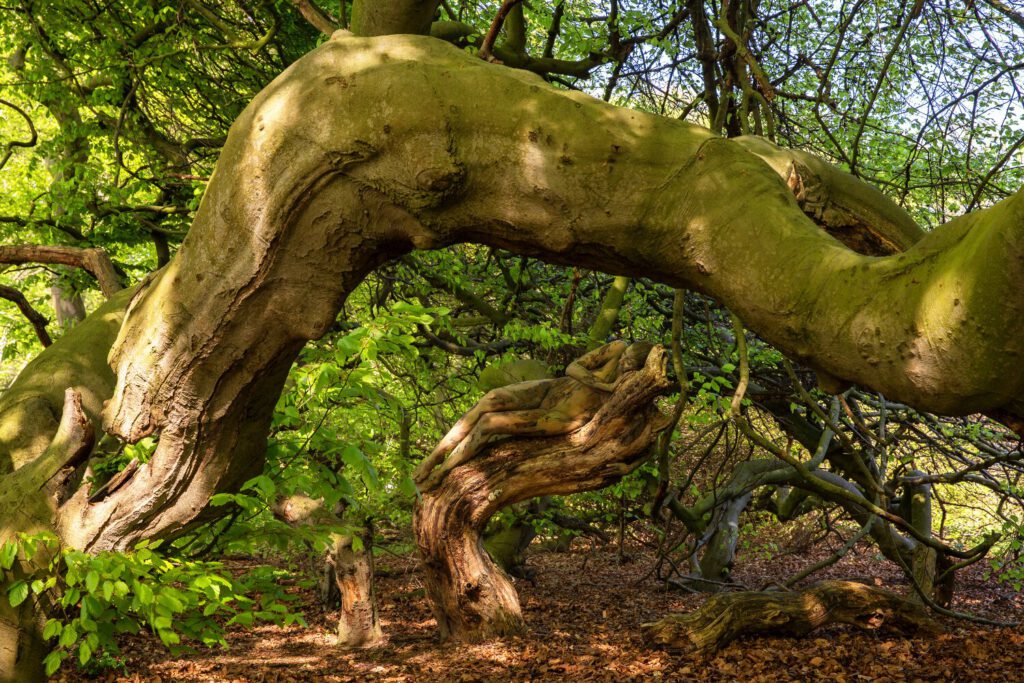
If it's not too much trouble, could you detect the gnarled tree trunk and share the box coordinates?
[414,347,672,641]
[332,530,384,648]
[271,496,383,648]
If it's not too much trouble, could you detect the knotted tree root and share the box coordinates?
[642,580,942,653]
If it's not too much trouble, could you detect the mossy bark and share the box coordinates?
[0,390,95,683]
[642,580,941,653]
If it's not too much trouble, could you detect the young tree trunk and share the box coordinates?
[271,496,383,647]
[331,530,384,648]
[642,580,941,653]
[49,284,86,328]
[695,492,751,586]
[414,348,672,641]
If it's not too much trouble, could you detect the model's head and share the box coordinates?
[619,341,656,372]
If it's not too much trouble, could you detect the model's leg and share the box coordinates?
[414,382,549,483]
[424,408,587,488]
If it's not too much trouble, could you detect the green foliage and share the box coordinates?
[2,532,305,675]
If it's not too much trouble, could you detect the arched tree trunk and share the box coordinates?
[77,29,1024,557]
[1,27,1023,677]
[414,347,672,641]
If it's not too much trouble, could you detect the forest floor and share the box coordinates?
[53,531,1024,683]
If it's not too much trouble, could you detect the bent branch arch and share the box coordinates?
[11,30,1018,553]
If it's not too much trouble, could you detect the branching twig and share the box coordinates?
[479,0,524,62]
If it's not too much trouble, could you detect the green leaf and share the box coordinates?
[158,628,180,646]
[78,640,92,666]
[43,651,63,677]
[137,582,154,605]
[0,541,17,570]
[42,619,63,640]
[228,611,254,626]
[58,623,78,648]
[209,493,234,506]
[85,570,100,593]
[7,580,29,607]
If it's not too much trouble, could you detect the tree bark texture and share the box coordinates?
[271,495,383,647]
[413,348,672,641]
[0,389,94,683]
[350,0,439,36]
[642,580,941,653]
[0,289,131,475]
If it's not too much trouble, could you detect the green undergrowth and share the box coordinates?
[1,532,307,676]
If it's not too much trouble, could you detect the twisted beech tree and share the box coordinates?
[2,0,1024,679]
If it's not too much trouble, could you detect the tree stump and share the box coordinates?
[414,347,672,642]
[642,580,941,653]
[271,496,383,648]
[331,531,384,648]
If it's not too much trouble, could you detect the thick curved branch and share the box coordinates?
[0,245,122,298]
[414,348,672,640]
[0,289,132,476]
[80,32,1024,552]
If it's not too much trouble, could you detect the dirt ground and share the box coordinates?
[52,537,1024,682]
